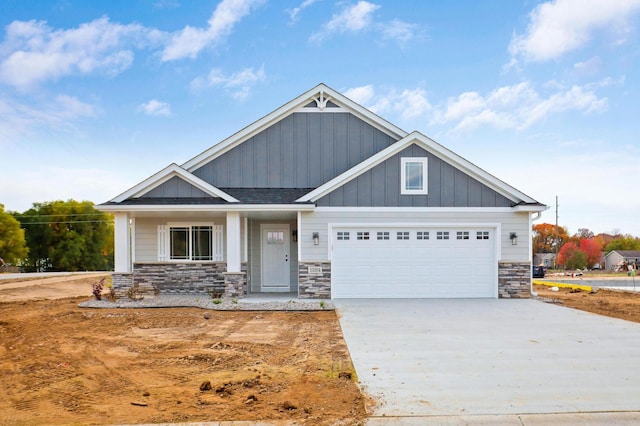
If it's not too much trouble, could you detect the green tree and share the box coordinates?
[0,204,28,264]
[16,200,113,272]
[604,237,640,253]
[565,249,588,270]
[557,242,588,270]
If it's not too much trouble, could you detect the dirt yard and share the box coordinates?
[0,276,366,425]
[534,284,640,323]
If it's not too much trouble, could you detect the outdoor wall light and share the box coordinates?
[510,232,518,246]
[292,230,298,243]
[312,232,320,245]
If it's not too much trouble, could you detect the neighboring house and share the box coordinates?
[534,253,556,268]
[99,84,546,299]
[604,250,640,271]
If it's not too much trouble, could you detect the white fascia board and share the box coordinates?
[513,204,548,213]
[110,163,238,203]
[181,83,408,172]
[97,204,316,213]
[314,206,520,213]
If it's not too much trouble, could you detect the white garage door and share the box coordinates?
[332,227,496,298]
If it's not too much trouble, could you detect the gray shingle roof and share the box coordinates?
[104,188,315,205]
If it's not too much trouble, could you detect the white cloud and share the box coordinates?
[0,17,162,90]
[345,85,431,121]
[0,94,96,144]
[138,99,171,116]
[191,66,265,100]
[161,0,264,61]
[431,81,607,132]
[310,1,380,42]
[153,0,180,9]
[380,19,420,46]
[287,0,320,24]
[344,84,375,104]
[509,0,640,62]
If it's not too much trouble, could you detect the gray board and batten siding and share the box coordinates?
[140,111,513,209]
[141,176,214,199]
[316,144,513,208]
[192,112,398,188]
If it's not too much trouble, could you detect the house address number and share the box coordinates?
[308,266,323,274]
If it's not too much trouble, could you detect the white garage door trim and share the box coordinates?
[329,223,500,299]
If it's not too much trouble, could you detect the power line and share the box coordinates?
[16,213,110,218]
[20,220,114,225]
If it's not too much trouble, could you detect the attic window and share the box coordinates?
[401,157,428,195]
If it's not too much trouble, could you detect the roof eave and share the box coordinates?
[97,203,316,213]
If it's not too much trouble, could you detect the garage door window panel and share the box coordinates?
[377,231,390,240]
[437,231,450,240]
[417,231,430,240]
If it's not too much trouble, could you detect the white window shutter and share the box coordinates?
[158,225,168,261]
[213,224,224,261]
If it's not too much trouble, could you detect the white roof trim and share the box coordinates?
[110,163,239,203]
[297,131,541,205]
[97,204,316,213]
[181,83,409,172]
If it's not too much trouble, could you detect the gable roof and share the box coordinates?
[297,131,545,209]
[605,250,640,258]
[110,163,239,203]
[180,83,408,172]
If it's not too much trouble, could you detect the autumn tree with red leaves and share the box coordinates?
[579,239,603,268]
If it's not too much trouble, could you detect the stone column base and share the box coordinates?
[298,261,331,299]
[498,261,531,298]
[111,273,133,299]
[224,272,246,299]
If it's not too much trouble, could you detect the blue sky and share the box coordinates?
[1,0,639,236]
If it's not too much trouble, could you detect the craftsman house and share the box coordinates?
[99,84,546,299]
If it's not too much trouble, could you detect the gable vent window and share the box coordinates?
[417,231,430,240]
[437,231,450,240]
[357,231,370,240]
[477,231,490,240]
[457,231,470,240]
[377,231,390,240]
[337,231,350,240]
[396,231,410,240]
[401,157,428,195]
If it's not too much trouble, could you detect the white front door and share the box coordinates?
[261,224,290,291]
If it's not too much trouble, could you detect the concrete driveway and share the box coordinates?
[335,299,640,419]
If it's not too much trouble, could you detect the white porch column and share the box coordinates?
[113,212,131,273]
[226,211,241,272]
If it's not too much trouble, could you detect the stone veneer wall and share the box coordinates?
[498,261,531,298]
[132,262,227,295]
[298,261,331,299]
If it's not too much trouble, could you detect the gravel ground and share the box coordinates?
[79,294,334,311]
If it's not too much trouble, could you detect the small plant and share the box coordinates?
[92,277,105,301]
[127,285,144,301]
[319,300,326,309]
[231,299,238,304]
[213,299,222,305]
[207,288,224,299]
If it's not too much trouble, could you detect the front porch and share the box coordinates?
[110,209,330,300]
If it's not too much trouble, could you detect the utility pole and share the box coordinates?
[555,195,559,270]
